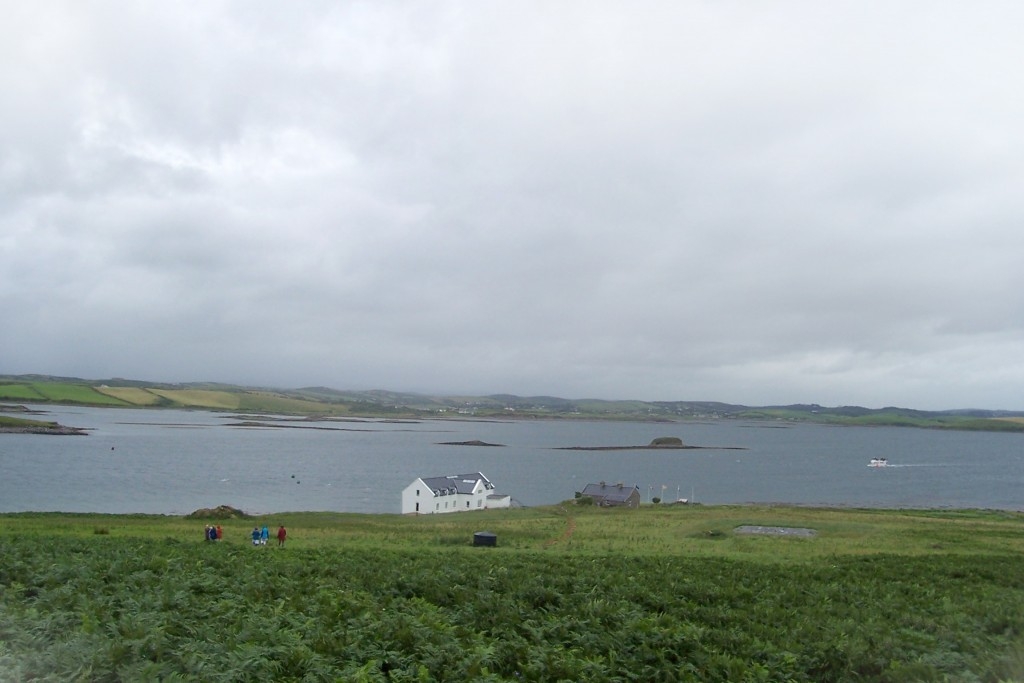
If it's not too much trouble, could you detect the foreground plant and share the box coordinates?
[2,532,1024,681]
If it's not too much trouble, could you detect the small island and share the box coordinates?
[0,415,88,435]
[437,439,505,447]
[556,436,745,451]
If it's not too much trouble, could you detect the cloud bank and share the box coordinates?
[3,2,1024,409]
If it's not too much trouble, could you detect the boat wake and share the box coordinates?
[867,463,952,469]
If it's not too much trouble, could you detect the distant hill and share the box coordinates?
[2,374,1024,432]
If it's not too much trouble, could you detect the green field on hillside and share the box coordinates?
[0,383,47,401]
[31,382,128,405]
[146,388,243,409]
[738,408,1024,432]
[4,375,1024,430]
[2,505,1024,681]
[93,386,166,405]
[0,380,401,416]
[0,382,129,406]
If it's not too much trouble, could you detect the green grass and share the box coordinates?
[3,506,1024,681]
[30,382,125,404]
[236,391,353,415]
[146,388,242,409]
[92,386,167,405]
[0,415,61,429]
[0,381,129,406]
[5,505,1024,559]
[0,382,47,401]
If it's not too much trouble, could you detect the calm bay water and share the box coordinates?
[1,404,1022,514]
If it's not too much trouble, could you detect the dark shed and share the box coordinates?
[473,531,497,547]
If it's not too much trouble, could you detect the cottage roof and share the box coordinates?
[419,472,494,496]
[581,482,639,503]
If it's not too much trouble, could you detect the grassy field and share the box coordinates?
[4,505,1023,559]
[145,388,243,409]
[236,391,355,415]
[2,505,1024,681]
[0,382,128,406]
[0,383,49,401]
[30,383,128,405]
[0,415,59,429]
[92,386,167,405]
[2,380,364,416]
[4,505,1024,559]
[738,407,1024,432]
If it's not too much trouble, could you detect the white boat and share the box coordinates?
[868,458,889,467]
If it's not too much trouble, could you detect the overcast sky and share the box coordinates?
[3,2,1023,410]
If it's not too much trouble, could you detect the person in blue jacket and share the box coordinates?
[251,527,261,546]
[260,525,269,545]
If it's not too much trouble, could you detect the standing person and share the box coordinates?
[251,527,261,546]
[260,525,269,546]
[277,525,287,547]
[216,525,223,541]
[204,525,212,542]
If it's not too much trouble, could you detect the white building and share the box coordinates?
[401,472,511,515]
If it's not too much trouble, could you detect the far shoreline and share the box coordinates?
[0,422,89,436]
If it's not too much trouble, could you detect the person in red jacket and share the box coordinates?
[277,525,287,547]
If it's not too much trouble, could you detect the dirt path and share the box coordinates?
[542,515,577,548]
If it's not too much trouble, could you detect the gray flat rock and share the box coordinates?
[734,525,817,537]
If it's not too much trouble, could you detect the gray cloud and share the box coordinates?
[3,2,1024,409]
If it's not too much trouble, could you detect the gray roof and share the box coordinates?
[581,482,639,503]
[419,472,494,496]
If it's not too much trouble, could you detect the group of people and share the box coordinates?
[252,524,287,547]
[203,523,286,546]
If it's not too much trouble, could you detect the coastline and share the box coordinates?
[0,425,89,435]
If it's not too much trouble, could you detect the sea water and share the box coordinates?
[1,404,1021,514]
